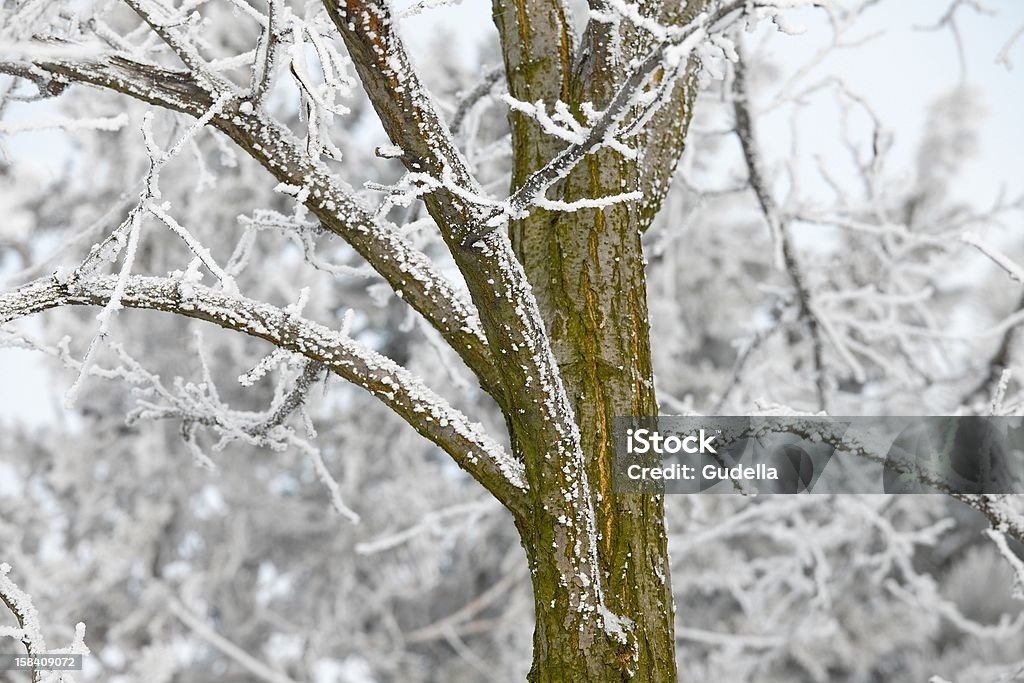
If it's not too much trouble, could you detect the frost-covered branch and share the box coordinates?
[449,65,505,137]
[1,41,504,403]
[249,0,282,104]
[733,55,829,412]
[984,528,1024,600]
[122,0,235,94]
[0,53,212,112]
[0,275,529,518]
[467,0,799,241]
[0,563,90,683]
[164,591,299,683]
[964,291,1024,404]
[962,232,1024,284]
[218,107,505,403]
[322,0,494,236]
[491,0,576,227]
[950,494,1024,547]
[773,422,1024,544]
[712,321,787,413]
[253,359,327,437]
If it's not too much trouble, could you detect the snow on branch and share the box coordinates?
[731,420,1024,546]
[325,1,640,639]
[590,0,675,42]
[1,320,358,520]
[0,563,90,683]
[466,0,814,243]
[235,209,375,279]
[399,0,467,19]
[1,39,503,401]
[248,0,281,104]
[58,96,233,407]
[163,590,298,683]
[951,494,1024,548]
[502,96,588,144]
[121,0,234,94]
[449,66,505,138]
[0,274,529,516]
[733,54,830,412]
[962,232,1024,284]
[282,7,356,160]
[533,191,644,212]
[985,528,1024,600]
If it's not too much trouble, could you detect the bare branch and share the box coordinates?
[0,275,529,518]
[0,52,504,401]
[122,0,234,94]
[0,564,89,683]
[997,21,1024,69]
[164,591,299,683]
[733,55,829,413]
[449,65,505,137]
[249,0,281,104]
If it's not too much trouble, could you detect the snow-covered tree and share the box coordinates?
[1,0,1023,681]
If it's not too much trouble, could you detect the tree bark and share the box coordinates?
[493,2,708,680]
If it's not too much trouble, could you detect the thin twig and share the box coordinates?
[249,0,280,104]
[165,592,299,683]
[449,65,505,137]
[733,55,829,412]
[964,290,1024,404]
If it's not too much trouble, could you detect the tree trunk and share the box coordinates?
[494,2,707,679]
[513,150,679,683]
[512,184,679,683]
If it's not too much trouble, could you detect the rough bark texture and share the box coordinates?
[494,2,708,680]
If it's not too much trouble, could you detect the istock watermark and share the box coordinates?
[612,416,1024,495]
[625,427,718,454]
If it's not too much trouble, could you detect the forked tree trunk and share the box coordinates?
[493,2,706,679]
[511,169,681,683]
[492,6,703,682]
[328,0,705,676]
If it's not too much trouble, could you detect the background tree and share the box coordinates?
[1,0,1024,681]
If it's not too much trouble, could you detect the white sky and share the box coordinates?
[1,0,1023,427]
